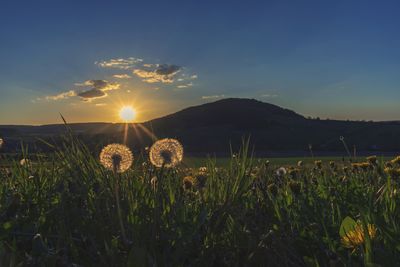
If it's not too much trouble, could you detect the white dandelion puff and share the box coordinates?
[100,144,133,173]
[149,138,184,168]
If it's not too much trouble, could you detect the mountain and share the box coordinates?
[1,98,400,155]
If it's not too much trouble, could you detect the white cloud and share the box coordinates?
[202,95,225,99]
[113,74,131,79]
[133,64,181,84]
[95,103,107,107]
[75,79,120,91]
[43,90,77,101]
[96,57,143,69]
[177,82,193,89]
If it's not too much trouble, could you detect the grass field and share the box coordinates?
[1,136,400,266]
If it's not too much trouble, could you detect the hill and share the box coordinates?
[1,98,400,155]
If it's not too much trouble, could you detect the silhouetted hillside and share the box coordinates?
[1,98,400,155]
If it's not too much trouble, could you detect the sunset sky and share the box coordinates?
[1,0,400,125]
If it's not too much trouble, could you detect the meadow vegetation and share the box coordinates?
[1,134,400,266]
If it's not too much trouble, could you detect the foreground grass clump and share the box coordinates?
[1,137,400,266]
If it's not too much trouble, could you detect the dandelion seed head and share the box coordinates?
[20,158,31,166]
[100,144,133,173]
[183,176,194,190]
[0,138,3,149]
[149,138,183,168]
[276,167,287,176]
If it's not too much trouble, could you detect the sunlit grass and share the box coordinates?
[1,135,400,265]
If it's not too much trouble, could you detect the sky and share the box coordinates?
[1,0,400,125]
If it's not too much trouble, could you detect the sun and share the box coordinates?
[119,106,136,122]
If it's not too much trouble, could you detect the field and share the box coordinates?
[1,136,400,266]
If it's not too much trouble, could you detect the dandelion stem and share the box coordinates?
[113,167,128,245]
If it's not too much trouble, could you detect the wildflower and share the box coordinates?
[276,167,287,177]
[183,176,195,190]
[359,162,372,171]
[314,160,322,169]
[100,144,133,173]
[341,224,377,249]
[297,160,303,167]
[149,138,183,168]
[199,166,207,172]
[391,156,400,165]
[366,155,377,165]
[384,167,400,178]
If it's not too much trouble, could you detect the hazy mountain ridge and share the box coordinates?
[1,98,400,154]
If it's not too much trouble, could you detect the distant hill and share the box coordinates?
[1,98,400,155]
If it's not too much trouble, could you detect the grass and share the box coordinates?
[1,135,400,266]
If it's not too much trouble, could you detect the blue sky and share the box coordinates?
[1,0,400,124]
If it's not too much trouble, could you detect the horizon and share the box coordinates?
[1,1,400,124]
[1,97,399,127]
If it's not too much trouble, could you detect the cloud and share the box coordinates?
[41,79,121,102]
[113,74,131,79]
[75,79,120,91]
[44,90,77,101]
[78,88,106,100]
[97,57,197,87]
[202,95,225,99]
[95,103,107,107]
[133,64,182,84]
[177,82,193,89]
[96,57,143,69]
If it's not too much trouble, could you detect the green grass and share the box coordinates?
[1,136,400,266]
[184,156,392,168]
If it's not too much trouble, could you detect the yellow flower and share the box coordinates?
[100,144,133,173]
[384,167,400,178]
[149,138,183,168]
[391,156,400,165]
[341,224,377,249]
[351,162,371,171]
